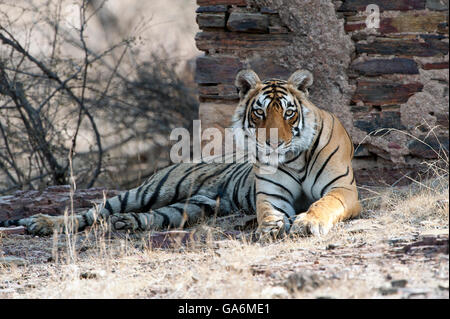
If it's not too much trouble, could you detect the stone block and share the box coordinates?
[195,31,293,52]
[260,7,278,14]
[354,111,406,134]
[426,0,449,10]
[345,12,448,33]
[197,0,246,5]
[408,135,449,158]
[196,5,228,13]
[338,0,426,12]
[227,12,269,33]
[198,84,239,100]
[195,55,243,84]
[422,61,449,70]
[352,81,423,106]
[356,39,448,57]
[379,12,448,34]
[350,58,419,76]
[197,13,226,28]
[248,59,291,81]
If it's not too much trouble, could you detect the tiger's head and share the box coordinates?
[232,69,316,166]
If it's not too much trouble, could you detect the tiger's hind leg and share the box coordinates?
[110,195,218,231]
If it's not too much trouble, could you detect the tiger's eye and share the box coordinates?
[285,110,294,116]
[254,109,264,116]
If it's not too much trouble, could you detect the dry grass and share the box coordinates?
[0,170,448,299]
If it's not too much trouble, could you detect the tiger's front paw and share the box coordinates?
[25,214,64,236]
[290,213,332,237]
[256,213,288,241]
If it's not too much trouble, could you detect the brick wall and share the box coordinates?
[194,0,449,182]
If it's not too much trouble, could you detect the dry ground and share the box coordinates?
[0,176,448,299]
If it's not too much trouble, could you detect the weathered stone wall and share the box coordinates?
[194,0,449,180]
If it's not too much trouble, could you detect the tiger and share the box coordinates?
[0,69,361,239]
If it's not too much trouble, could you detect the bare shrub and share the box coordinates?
[0,0,198,194]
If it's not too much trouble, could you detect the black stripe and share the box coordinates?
[256,191,292,205]
[233,165,253,209]
[142,165,178,212]
[284,150,303,164]
[131,212,144,230]
[120,191,129,214]
[194,163,235,198]
[172,205,186,216]
[140,179,158,208]
[320,166,349,197]
[245,186,254,213]
[255,174,294,199]
[350,172,355,185]
[307,117,323,163]
[300,104,305,130]
[277,166,302,186]
[330,186,354,192]
[135,184,145,199]
[185,162,206,174]
[217,163,249,198]
[270,203,293,227]
[311,146,340,197]
[307,115,334,176]
[172,163,207,203]
[81,213,89,228]
[104,201,114,215]
[277,86,287,93]
[154,211,171,229]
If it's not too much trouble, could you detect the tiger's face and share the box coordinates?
[233,69,315,165]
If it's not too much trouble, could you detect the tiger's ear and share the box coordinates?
[288,69,313,92]
[235,69,260,99]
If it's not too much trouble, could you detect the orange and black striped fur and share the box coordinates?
[0,69,361,238]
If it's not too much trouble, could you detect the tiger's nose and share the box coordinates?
[266,139,284,149]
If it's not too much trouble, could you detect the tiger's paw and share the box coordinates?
[110,213,139,231]
[256,213,287,241]
[25,214,64,236]
[290,213,332,237]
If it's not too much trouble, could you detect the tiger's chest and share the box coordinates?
[253,158,312,212]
